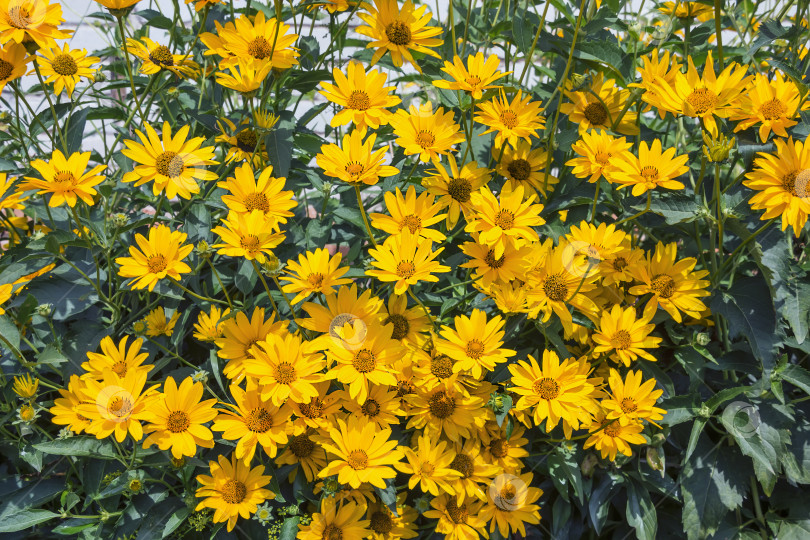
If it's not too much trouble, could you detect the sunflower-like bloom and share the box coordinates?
[566,129,633,184]
[496,141,558,197]
[93,0,141,14]
[0,41,28,94]
[396,433,462,495]
[645,51,751,134]
[461,236,532,287]
[592,305,662,366]
[405,378,485,441]
[563,220,627,279]
[215,110,278,165]
[195,453,274,532]
[12,372,38,399]
[115,224,193,291]
[356,0,442,73]
[602,369,666,427]
[423,155,491,229]
[658,1,713,20]
[367,230,449,295]
[193,306,230,342]
[0,0,71,49]
[201,12,299,70]
[630,49,682,118]
[212,210,285,263]
[628,241,710,323]
[217,162,296,227]
[344,384,403,429]
[144,306,180,337]
[561,72,639,135]
[298,283,383,335]
[288,382,344,434]
[390,101,464,163]
[364,495,419,540]
[370,185,447,242]
[481,421,530,472]
[80,335,153,380]
[743,137,810,236]
[381,293,430,347]
[77,370,159,442]
[275,428,328,483]
[599,239,645,286]
[317,130,399,185]
[0,172,27,211]
[125,37,199,79]
[36,43,98,96]
[480,472,543,537]
[424,494,486,540]
[22,149,106,208]
[317,416,404,489]
[142,376,218,459]
[122,122,218,200]
[731,73,806,142]
[445,438,501,501]
[216,307,289,381]
[509,350,600,437]
[214,59,273,95]
[475,90,545,148]
[281,248,352,304]
[583,410,646,461]
[49,375,92,434]
[610,139,688,196]
[435,309,515,379]
[298,498,370,540]
[319,61,401,131]
[465,185,544,259]
[433,52,511,99]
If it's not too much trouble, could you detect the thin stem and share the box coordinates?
[32,62,67,152]
[206,258,233,309]
[407,288,436,327]
[171,279,229,306]
[117,16,147,124]
[616,191,651,226]
[271,274,299,318]
[589,180,601,223]
[355,184,378,248]
[252,260,280,314]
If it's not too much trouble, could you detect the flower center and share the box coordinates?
[347,90,371,110]
[247,36,273,59]
[419,461,436,476]
[543,273,568,302]
[430,354,454,379]
[361,398,381,417]
[167,410,190,433]
[245,407,273,432]
[507,158,532,181]
[415,130,435,148]
[490,438,509,458]
[52,54,78,76]
[307,272,324,287]
[322,525,343,540]
[383,313,410,340]
[494,210,515,229]
[499,482,517,502]
[155,151,184,178]
[621,397,638,413]
[239,234,260,252]
[449,453,474,478]
[396,260,415,278]
[583,102,608,125]
[595,151,611,166]
[149,45,175,67]
[290,433,316,457]
[298,398,324,419]
[783,169,810,198]
[446,499,469,524]
[640,165,659,181]
[345,162,365,177]
[8,5,31,29]
[370,511,393,534]
[484,249,505,269]
[685,87,717,115]
[610,329,632,349]
[759,98,787,120]
[243,191,269,212]
[54,170,77,185]
[396,378,416,397]
[465,338,485,359]
[650,273,676,298]
[347,449,368,470]
[612,256,628,271]
[465,75,482,87]
[243,339,258,359]
[499,110,518,128]
[533,377,560,400]
[0,59,12,81]
[352,348,376,373]
[603,421,621,437]
[448,177,472,202]
[236,129,258,152]
[428,389,456,419]
[107,396,133,418]
[399,214,422,234]
[112,361,127,377]
[274,362,297,384]
[221,479,247,504]
[147,254,167,274]
[385,20,411,45]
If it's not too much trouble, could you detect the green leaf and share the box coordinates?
[65,109,89,155]
[512,12,540,53]
[572,40,626,84]
[648,192,701,225]
[374,478,398,514]
[37,344,68,366]
[588,474,620,534]
[0,314,22,357]
[780,364,810,396]
[0,508,60,533]
[494,394,512,427]
[265,113,296,178]
[161,506,190,539]
[34,437,118,459]
[626,482,657,540]
[234,259,257,295]
[279,516,300,540]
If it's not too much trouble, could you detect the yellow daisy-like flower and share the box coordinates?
[281,248,352,304]
[583,411,646,461]
[344,384,403,429]
[80,335,153,380]
[481,421,530,472]
[743,137,810,236]
[122,122,218,200]
[445,438,501,502]
[211,210,285,263]
[275,428,328,483]
[317,130,399,185]
[480,472,543,537]
[658,1,713,19]
[434,309,515,379]
[215,110,278,165]
[184,0,220,12]
[509,350,599,437]
[125,37,199,79]
[475,90,545,148]
[592,304,661,366]
[23,150,106,208]
[0,172,27,211]
[319,61,401,131]
[0,41,28,94]
[193,306,230,342]
[215,307,289,381]
[318,416,403,489]
[298,498,370,540]
[731,72,806,142]
[367,230,450,295]
[288,382,344,433]
[142,376,218,459]
[602,369,666,427]
[357,0,442,73]
[396,433,462,495]
[115,224,193,291]
[433,52,511,99]
[93,0,141,14]
[563,220,627,278]
[217,162,296,227]
[380,293,430,347]
[496,140,559,197]
[461,235,532,287]
[201,12,299,70]
[424,494,486,540]
[0,0,71,49]
[370,185,447,243]
[212,379,294,463]
[390,101,465,163]
[610,139,689,196]
[144,306,180,338]
[631,49,683,118]
[423,155,491,229]
[36,42,98,96]
[194,453,274,532]
[465,184,544,259]
[365,494,418,540]
[298,283,383,335]
[12,372,38,399]
[561,72,639,135]
[49,374,91,434]
[566,129,633,184]
[214,59,273,95]
[628,241,710,323]
[405,378,485,441]
[599,240,645,286]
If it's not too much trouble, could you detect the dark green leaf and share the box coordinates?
[0,508,60,533]
[626,482,657,540]
[34,437,117,459]
[279,516,300,540]
[65,109,89,155]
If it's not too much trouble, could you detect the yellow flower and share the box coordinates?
[201,12,299,71]
[36,42,98,96]
[435,309,515,379]
[732,73,807,142]
[77,369,159,442]
[211,210,285,263]
[194,453,274,532]
[193,306,230,342]
[395,433,462,496]
[433,52,511,99]
[743,137,810,236]
[658,1,714,19]
[367,230,449,295]
[217,162,296,226]
[12,372,38,399]
[602,369,666,427]
[49,374,92,434]
[215,307,289,382]
[566,129,633,184]
[480,472,543,537]
[0,41,29,93]
[215,111,278,165]
[93,0,142,13]
[298,498,370,540]
[444,438,501,501]
[390,101,465,163]
[80,335,153,380]
[125,37,199,79]
[380,293,430,347]
[496,140,558,197]
[214,59,273,95]
[405,379,485,441]
[281,248,352,304]
[475,90,545,148]
[121,122,218,200]
[185,0,221,12]
[298,283,383,335]
[481,421,530,472]
[424,494,486,540]
[317,130,399,185]
[288,382,344,433]
[631,49,682,118]
[115,224,193,291]
[357,0,442,73]
[563,220,627,279]
[423,155,491,229]
[317,416,404,489]
[583,411,646,461]
[319,61,401,131]
[143,376,218,459]
[592,305,662,366]
[364,494,418,540]
[561,72,639,135]
[610,139,689,196]
[465,184,544,259]
[144,306,180,337]
[343,384,403,429]
[370,185,447,242]
[275,428,328,483]
[0,0,71,49]
[22,150,106,207]
[0,172,27,211]
[18,404,36,422]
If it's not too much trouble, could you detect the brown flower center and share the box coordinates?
[246,407,273,432]
[400,214,422,234]
[419,461,436,475]
[640,165,659,181]
[149,45,175,67]
[322,525,343,540]
[298,398,324,419]
[54,170,77,185]
[247,36,273,59]
[166,410,190,433]
[385,20,411,45]
[685,87,717,115]
[449,453,474,478]
[448,177,472,202]
[352,349,376,373]
[543,273,568,302]
[396,260,415,278]
[428,389,455,418]
[499,110,518,128]
[603,421,621,437]
[347,449,368,470]
[307,272,324,287]
[583,102,608,125]
[446,499,469,524]
[484,249,505,269]
[236,129,258,152]
[8,6,31,29]
[396,378,416,397]
[243,191,269,212]
[107,396,133,418]
[610,329,632,350]
[430,354,454,379]
[147,254,167,274]
[494,210,514,229]
[490,438,509,458]
[533,377,560,400]
[361,398,381,417]
[221,479,247,504]
[465,338,485,359]
[759,98,787,120]
[507,158,532,181]
[155,151,184,178]
[52,54,78,76]
[239,234,260,251]
[415,130,435,148]
[290,433,316,457]
[465,75,482,87]
[370,511,393,534]
[783,169,810,198]
[347,90,371,110]
[274,362,297,384]
[112,361,127,377]
[345,162,365,177]
[650,273,676,298]
[595,151,612,166]
[612,256,628,271]
[621,397,638,413]
[499,482,517,502]
[0,59,12,81]
[383,313,410,340]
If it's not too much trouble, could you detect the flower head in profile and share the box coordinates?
[561,72,639,135]
[475,90,545,148]
[566,130,633,184]
[0,0,71,49]
[144,306,180,337]
[12,372,38,399]
[214,59,273,95]
[212,210,285,263]
[423,156,491,229]
[610,139,688,196]
[193,306,230,342]
[49,374,92,434]
[36,42,98,96]
[0,41,29,94]
[317,130,399,185]
[115,224,193,291]
[319,61,401,131]
[22,150,106,208]
[125,37,199,79]
[357,0,443,73]
[390,101,465,163]
[367,231,449,295]
[433,52,511,99]
[281,248,352,304]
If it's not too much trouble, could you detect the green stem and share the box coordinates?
[407,288,436,327]
[251,260,280,315]
[616,191,651,226]
[355,185,378,248]
[206,258,233,309]
[271,274,299,318]
[117,16,147,124]
[171,279,229,306]
[32,62,67,153]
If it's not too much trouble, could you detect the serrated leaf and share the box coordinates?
[34,438,117,459]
